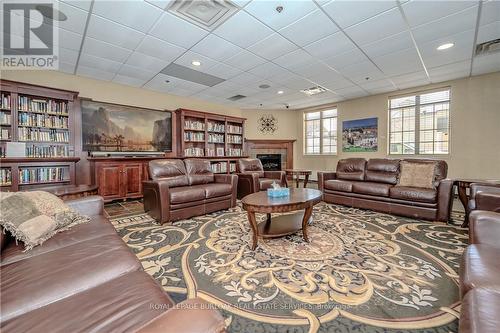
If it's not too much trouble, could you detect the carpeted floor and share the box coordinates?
[110,203,467,333]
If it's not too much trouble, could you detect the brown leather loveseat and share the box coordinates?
[0,196,226,333]
[143,159,237,224]
[236,158,287,199]
[318,158,454,221]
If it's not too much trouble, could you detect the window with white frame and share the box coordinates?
[304,109,337,155]
[389,89,450,155]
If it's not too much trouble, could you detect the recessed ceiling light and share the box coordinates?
[437,43,454,50]
[277,90,284,94]
[191,60,201,66]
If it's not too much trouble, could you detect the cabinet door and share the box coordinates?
[97,164,122,200]
[123,163,143,198]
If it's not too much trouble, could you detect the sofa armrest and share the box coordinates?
[236,173,260,199]
[476,192,500,213]
[65,195,104,216]
[264,171,286,186]
[317,172,336,192]
[143,180,171,224]
[215,174,238,207]
[469,211,500,245]
[137,298,226,333]
[436,178,454,222]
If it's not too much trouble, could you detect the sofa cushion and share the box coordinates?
[469,211,500,247]
[149,159,189,187]
[365,159,400,184]
[169,186,205,204]
[238,159,265,178]
[352,182,391,197]
[389,186,436,203]
[336,158,366,181]
[203,183,233,199]
[403,159,448,188]
[259,178,275,190]
[459,288,500,333]
[0,271,173,333]
[324,180,354,192]
[460,244,500,298]
[185,159,214,185]
[0,234,140,322]
[397,161,436,189]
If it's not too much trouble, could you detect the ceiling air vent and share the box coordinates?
[300,86,327,96]
[227,94,246,101]
[475,38,500,56]
[168,0,239,31]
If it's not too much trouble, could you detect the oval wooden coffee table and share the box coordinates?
[241,188,322,250]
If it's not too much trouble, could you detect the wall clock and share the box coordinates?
[258,114,278,134]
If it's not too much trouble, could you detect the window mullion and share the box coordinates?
[415,95,420,155]
[319,115,323,154]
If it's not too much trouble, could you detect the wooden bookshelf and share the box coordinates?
[0,80,78,191]
[176,108,245,160]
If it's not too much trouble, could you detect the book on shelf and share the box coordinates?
[210,162,227,173]
[0,168,12,185]
[25,145,70,158]
[0,112,11,125]
[184,147,204,157]
[226,148,242,156]
[229,162,237,173]
[208,133,224,143]
[206,148,215,157]
[207,122,225,132]
[1,93,11,110]
[18,112,68,128]
[227,124,242,134]
[227,134,242,144]
[1,127,10,140]
[19,166,68,184]
[18,128,69,142]
[17,96,68,115]
[184,131,204,141]
[184,119,205,131]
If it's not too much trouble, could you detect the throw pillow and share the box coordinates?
[397,161,437,189]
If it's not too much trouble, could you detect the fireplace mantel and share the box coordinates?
[245,139,295,170]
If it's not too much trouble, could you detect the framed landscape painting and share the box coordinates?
[81,100,172,152]
[342,117,378,152]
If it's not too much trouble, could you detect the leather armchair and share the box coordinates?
[236,158,286,199]
[143,159,237,224]
[467,183,500,215]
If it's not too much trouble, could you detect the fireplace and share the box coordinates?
[257,154,282,171]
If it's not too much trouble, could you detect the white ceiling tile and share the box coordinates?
[244,0,317,30]
[174,50,219,71]
[477,20,500,44]
[335,85,366,96]
[279,9,339,47]
[163,75,207,92]
[118,64,157,81]
[82,37,132,63]
[92,1,163,33]
[428,59,471,77]
[191,35,242,61]
[429,70,470,83]
[60,0,92,12]
[273,49,315,71]
[229,72,263,85]
[402,0,477,27]
[213,10,273,48]
[345,8,407,46]
[232,0,252,8]
[77,65,115,81]
[324,48,368,70]
[86,15,145,50]
[313,76,354,91]
[338,60,386,84]
[136,35,186,62]
[373,48,423,76]
[113,74,149,88]
[143,73,172,93]
[78,53,122,73]
[361,31,414,58]
[53,1,89,34]
[203,63,243,79]
[58,62,76,75]
[472,53,500,76]
[292,61,336,78]
[58,47,79,64]
[411,6,478,44]
[419,30,474,68]
[144,0,175,11]
[304,32,356,60]
[248,62,290,79]
[57,29,83,51]
[322,0,397,29]
[125,51,171,72]
[396,78,432,89]
[359,78,394,91]
[248,33,298,60]
[479,0,500,26]
[390,71,429,86]
[149,12,209,48]
[224,49,267,71]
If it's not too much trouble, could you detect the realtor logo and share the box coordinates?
[1,1,59,69]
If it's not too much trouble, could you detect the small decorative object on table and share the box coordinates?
[267,181,290,197]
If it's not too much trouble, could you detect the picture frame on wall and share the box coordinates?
[342,117,378,152]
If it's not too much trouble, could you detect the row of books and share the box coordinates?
[18,112,69,129]
[210,162,227,173]
[207,122,224,132]
[0,112,11,125]
[1,128,10,140]
[184,132,204,141]
[227,148,243,156]
[1,93,11,110]
[18,96,68,115]
[26,145,70,158]
[227,125,242,134]
[18,128,69,142]
[184,147,205,157]
[184,120,204,131]
[0,168,11,185]
[208,133,224,143]
[227,134,242,144]
[19,167,68,184]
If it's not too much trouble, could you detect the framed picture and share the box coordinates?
[81,99,172,152]
[342,117,378,152]
[216,147,225,156]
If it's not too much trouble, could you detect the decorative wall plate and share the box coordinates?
[258,114,277,134]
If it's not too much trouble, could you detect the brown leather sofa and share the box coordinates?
[459,210,500,333]
[0,196,226,333]
[236,158,287,199]
[143,159,237,224]
[318,158,454,222]
[467,183,500,216]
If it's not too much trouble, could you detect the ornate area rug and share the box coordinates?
[111,203,468,333]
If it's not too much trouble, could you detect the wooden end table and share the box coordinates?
[284,169,312,188]
[454,179,500,227]
[241,188,322,250]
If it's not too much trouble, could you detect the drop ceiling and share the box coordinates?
[7,0,500,109]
